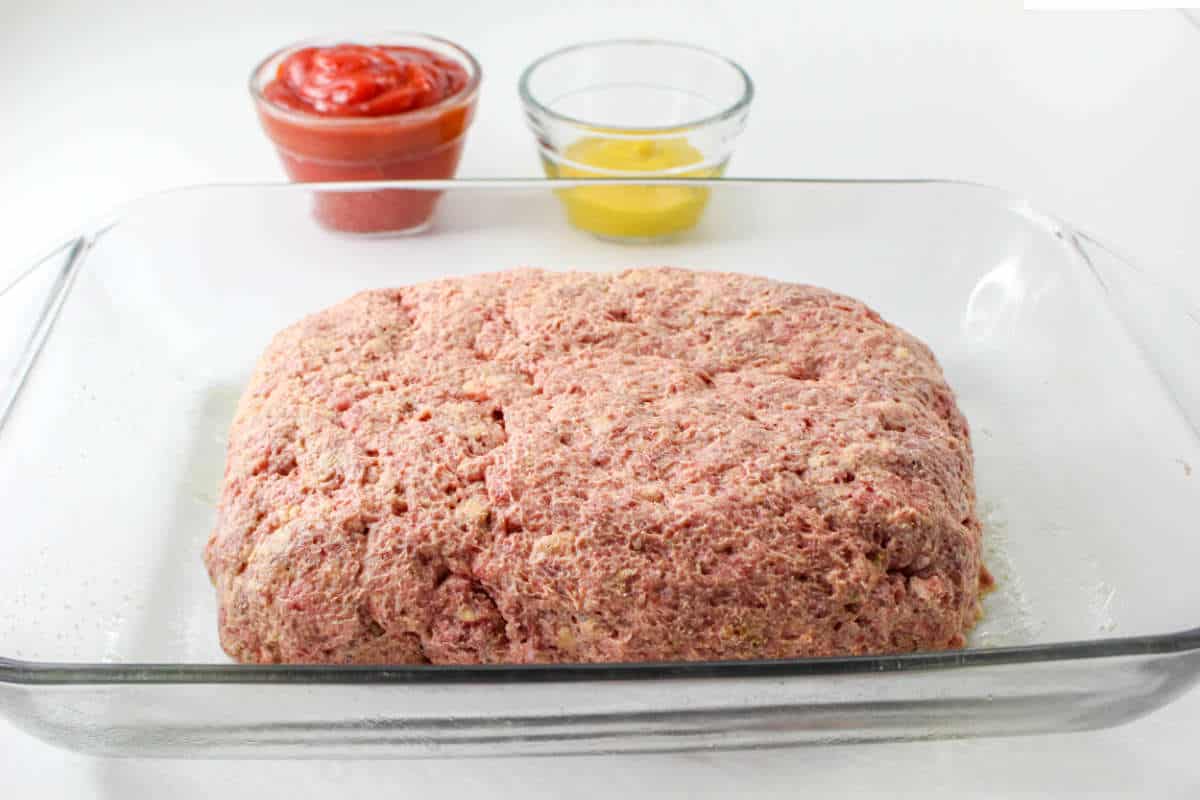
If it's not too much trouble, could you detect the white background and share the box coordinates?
[2,0,1199,796]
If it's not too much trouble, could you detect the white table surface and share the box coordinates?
[2,0,1198,795]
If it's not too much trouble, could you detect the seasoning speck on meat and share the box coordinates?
[204,268,989,664]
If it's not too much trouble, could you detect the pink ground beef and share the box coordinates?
[204,267,989,664]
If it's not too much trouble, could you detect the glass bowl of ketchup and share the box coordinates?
[251,33,481,235]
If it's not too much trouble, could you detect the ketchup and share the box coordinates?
[253,39,479,234]
[264,45,469,118]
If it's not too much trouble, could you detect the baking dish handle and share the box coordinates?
[0,236,93,434]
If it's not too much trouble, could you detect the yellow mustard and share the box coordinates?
[544,135,721,240]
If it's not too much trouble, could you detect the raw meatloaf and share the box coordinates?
[204,267,989,664]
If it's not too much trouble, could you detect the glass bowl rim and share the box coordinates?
[248,31,482,128]
[518,38,755,134]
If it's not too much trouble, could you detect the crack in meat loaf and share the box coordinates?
[204,267,989,664]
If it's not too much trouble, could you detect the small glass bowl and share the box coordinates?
[250,32,481,235]
[519,39,753,242]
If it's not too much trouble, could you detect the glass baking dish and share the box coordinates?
[1,179,1198,758]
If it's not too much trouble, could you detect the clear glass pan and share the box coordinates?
[1,179,1198,757]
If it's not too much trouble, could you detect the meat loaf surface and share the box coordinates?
[204,267,988,664]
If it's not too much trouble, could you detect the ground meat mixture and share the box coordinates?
[204,267,989,664]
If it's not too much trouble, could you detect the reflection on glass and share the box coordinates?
[963,254,1026,347]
